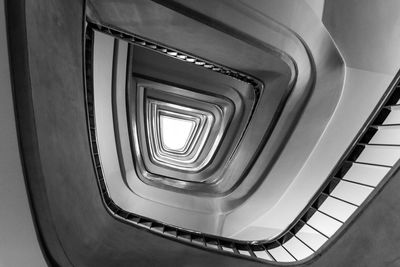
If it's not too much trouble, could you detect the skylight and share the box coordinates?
[160,115,195,152]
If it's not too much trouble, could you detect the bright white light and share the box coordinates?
[160,115,195,151]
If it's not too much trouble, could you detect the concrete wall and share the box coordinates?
[0,1,47,266]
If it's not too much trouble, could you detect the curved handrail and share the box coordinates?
[85,21,400,263]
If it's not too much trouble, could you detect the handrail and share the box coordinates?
[84,22,400,263]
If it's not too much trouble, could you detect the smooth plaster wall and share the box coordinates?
[0,1,47,266]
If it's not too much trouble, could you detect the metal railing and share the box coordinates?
[84,22,400,263]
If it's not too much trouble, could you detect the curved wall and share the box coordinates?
[2,0,400,266]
